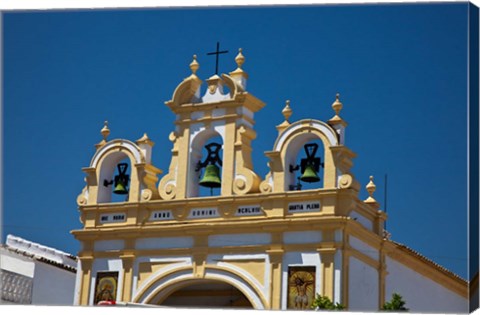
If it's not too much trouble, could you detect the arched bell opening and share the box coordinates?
[98,152,132,203]
[159,280,253,309]
[285,136,325,191]
[188,129,224,198]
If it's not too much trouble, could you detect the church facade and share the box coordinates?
[71,49,468,312]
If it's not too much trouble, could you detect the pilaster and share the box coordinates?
[267,247,284,310]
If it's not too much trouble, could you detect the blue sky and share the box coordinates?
[2,3,470,279]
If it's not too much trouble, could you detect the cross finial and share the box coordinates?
[207,42,229,75]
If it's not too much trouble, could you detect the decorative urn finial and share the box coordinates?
[189,54,199,75]
[235,48,245,69]
[95,121,110,150]
[364,175,380,209]
[282,100,293,122]
[332,93,343,116]
[101,121,110,140]
[276,100,293,133]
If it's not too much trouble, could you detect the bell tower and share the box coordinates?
[158,48,265,200]
[72,44,468,311]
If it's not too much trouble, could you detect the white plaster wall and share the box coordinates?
[350,210,373,231]
[385,257,468,313]
[0,250,35,277]
[31,262,76,305]
[334,251,342,304]
[135,237,194,250]
[348,256,378,311]
[93,239,124,252]
[283,231,322,244]
[73,260,82,305]
[209,233,271,247]
[281,251,322,310]
[349,236,378,260]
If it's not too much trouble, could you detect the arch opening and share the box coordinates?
[286,136,325,191]
[98,153,132,203]
[158,280,253,309]
[189,128,224,198]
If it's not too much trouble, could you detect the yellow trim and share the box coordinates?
[120,253,135,302]
[318,248,336,299]
[267,248,283,309]
[77,256,93,305]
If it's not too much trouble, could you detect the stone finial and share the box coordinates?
[364,175,380,208]
[235,48,245,69]
[332,93,343,116]
[95,121,110,150]
[136,133,154,146]
[328,93,347,127]
[229,48,248,90]
[366,176,376,197]
[282,100,292,122]
[276,100,293,133]
[190,55,199,75]
[101,121,110,140]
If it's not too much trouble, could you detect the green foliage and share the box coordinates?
[311,294,345,311]
[382,293,409,311]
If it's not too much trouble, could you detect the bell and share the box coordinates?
[113,163,129,195]
[300,164,320,183]
[199,164,222,188]
[113,179,128,195]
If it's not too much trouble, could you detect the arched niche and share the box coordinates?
[188,125,225,198]
[263,120,339,193]
[132,266,266,309]
[287,137,325,191]
[90,140,145,204]
[160,280,253,308]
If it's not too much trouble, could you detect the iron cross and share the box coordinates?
[207,42,229,75]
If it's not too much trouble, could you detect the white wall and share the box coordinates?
[348,256,379,311]
[1,248,76,306]
[0,249,35,277]
[31,262,76,305]
[349,236,378,260]
[385,257,468,313]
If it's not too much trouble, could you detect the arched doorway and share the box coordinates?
[160,280,253,308]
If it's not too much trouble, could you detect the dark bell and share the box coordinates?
[113,178,129,195]
[113,163,130,195]
[300,164,320,183]
[199,164,221,188]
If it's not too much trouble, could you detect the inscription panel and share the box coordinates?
[287,201,321,213]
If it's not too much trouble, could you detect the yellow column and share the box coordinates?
[120,252,135,302]
[176,124,190,199]
[78,255,93,305]
[267,248,284,310]
[318,248,336,300]
[221,118,236,196]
